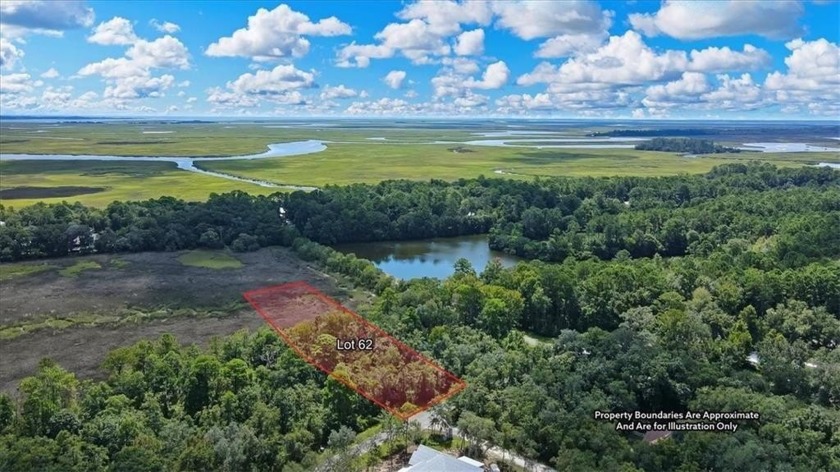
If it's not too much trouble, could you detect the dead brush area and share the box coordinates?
[0,247,363,393]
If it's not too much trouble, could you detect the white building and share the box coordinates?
[397,445,483,472]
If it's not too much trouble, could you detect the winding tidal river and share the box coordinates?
[0,136,647,189]
[3,137,838,190]
[0,140,327,190]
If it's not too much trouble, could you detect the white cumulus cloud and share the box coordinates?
[496,87,635,115]
[206,4,351,60]
[765,38,840,90]
[702,73,764,110]
[337,0,491,67]
[320,84,358,100]
[150,19,180,34]
[79,35,190,100]
[453,90,488,107]
[88,17,138,46]
[764,38,840,115]
[492,0,612,58]
[535,33,606,58]
[517,31,687,88]
[442,57,480,74]
[375,19,452,63]
[207,64,316,109]
[687,44,771,73]
[346,97,418,115]
[630,0,804,40]
[398,0,492,36]
[649,72,709,99]
[0,73,37,94]
[464,60,509,89]
[206,87,259,108]
[0,38,24,68]
[433,60,509,109]
[495,92,557,112]
[103,74,175,99]
[228,64,315,95]
[40,67,60,78]
[642,72,710,109]
[336,43,394,68]
[39,86,91,110]
[384,70,407,89]
[80,36,190,78]
[126,36,190,69]
[454,29,484,56]
[492,0,611,40]
[0,0,94,38]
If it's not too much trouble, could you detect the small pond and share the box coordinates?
[334,234,519,280]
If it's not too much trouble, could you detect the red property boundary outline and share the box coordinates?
[243,281,467,420]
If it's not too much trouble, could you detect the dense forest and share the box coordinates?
[634,138,741,154]
[1,163,839,470]
[2,163,836,259]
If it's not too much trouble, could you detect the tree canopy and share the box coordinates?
[1,163,838,471]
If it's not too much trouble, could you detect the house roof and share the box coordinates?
[406,445,483,472]
[457,456,484,467]
[409,445,442,466]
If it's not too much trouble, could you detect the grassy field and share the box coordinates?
[0,160,276,207]
[0,262,56,281]
[0,123,477,156]
[58,260,102,277]
[494,149,840,178]
[2,122,837,208]
[200,143,836,185]
[177,250,243,269]
[110,257,130,269]
[0,248,357,393]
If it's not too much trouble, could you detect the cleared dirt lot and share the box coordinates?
[0,248,353,394]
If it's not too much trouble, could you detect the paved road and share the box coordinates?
[484,444,555,472]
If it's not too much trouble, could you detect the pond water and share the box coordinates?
[333,234,520,280]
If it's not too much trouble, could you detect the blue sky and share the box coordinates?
[0,0,838,118]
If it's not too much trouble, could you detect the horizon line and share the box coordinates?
[1,114,839,123]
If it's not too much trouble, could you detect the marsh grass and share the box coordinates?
[0,262,56,281]
[177,250,243,269]
[58,260,102,277]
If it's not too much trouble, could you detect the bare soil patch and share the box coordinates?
[96,140,176,145]
[0,186,106,199]
[0,248,339,326]
[0,247,352,394]
[0,311,266,394]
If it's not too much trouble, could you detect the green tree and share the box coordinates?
[19,360,79,437]
[457,411,498,458]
